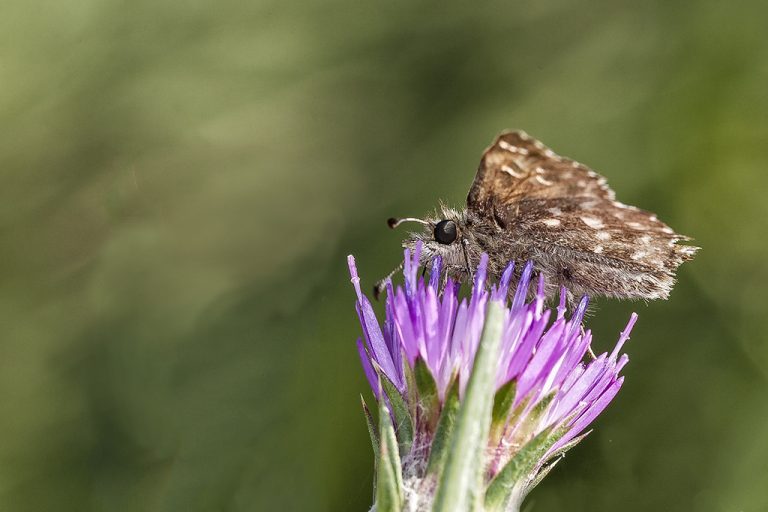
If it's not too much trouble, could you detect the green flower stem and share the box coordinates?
[433,301,505,512]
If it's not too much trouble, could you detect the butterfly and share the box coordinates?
[378,130,698,303]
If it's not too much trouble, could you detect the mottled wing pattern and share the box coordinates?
[467,130,698,299]
[467,130,614,214]
[511,196,696,273]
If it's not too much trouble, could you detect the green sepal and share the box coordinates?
[376,396,404,512]
[502,393,532,439]
[490,379,516,442]
[374,362,414,458]
[509,389,557,444]
[541,429,591,465]
[360,395,380,461]
[484,426,554,512]
[425,372,460,476]
[402,353,419,418]
[361,395,380,501]
[484,420,571,512]
[413,356,440,430]
[524,454,563,499]
[517,432,586,507]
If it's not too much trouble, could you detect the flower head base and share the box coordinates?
[349,244,636,511]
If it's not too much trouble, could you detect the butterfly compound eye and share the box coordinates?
[434,220,458,245]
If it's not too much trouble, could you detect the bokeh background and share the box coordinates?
[2,0,767,510]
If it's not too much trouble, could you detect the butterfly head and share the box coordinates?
[385,206,474,281]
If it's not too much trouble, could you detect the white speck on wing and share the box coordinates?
[501,165,525,178]
[580,216,604,229]
[499,140,529,155]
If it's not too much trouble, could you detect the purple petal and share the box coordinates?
[505,312,552,379]
[473,253,489,302]
[357,338,378,396]
[393,287,418,363]
[515,317,566,403]
[552,330,592,388]
[550,377,624,454]
[347,255,363,302]
[511,261,534,311]
[348,255,400,388]
[611,313,638,360]
[355,300,400,388]
[568,295,590,338]
[556,286,567,320]
[384,285,403,383]
[429,256,443,290]
[549,354,608,421]
[403,242,423,299]
[493,261,516,301]
[496,311,533,385]
[535,273,545,315]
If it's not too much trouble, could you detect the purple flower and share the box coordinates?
[349,244,636,510]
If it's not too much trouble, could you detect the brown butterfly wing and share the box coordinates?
[466,130,697,299]
[467,130,614,215]
[511,196,696,270]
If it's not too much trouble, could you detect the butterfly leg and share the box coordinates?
[461,238,474,281]
[373,262,404,300]
[581,325,597,360]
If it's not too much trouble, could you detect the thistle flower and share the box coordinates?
[349,244,636,512]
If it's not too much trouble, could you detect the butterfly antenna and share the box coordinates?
[387,217,430,229]
[373,261,404,301]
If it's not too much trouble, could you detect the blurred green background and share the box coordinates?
[1,0,767,510]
